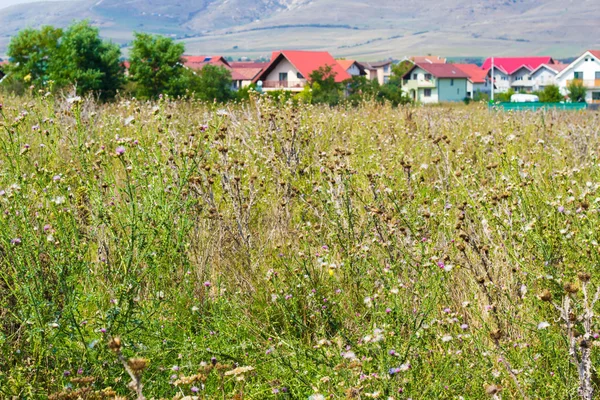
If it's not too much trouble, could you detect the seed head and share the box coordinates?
[489,329,503,341]
[127,358,148,374]
[108,337,121,352]
[577,272,591,283]
[539,289,552,302]
[485,384,501,396]
[564,282,579,294]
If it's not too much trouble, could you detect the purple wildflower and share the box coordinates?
[115,146,126,156]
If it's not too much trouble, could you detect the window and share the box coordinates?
[457,88,459,94]
[383,76,390,83]
[450,79,454,86]
[516,76,523,81]
[425,73,432,81]
[383,65,390,73]
[574,71,584,80]
[593,92,600,100]
[413,73,417,80]
[585,58,589,62]
[596,72,600,79]
[297,72,304,79]
[424,88,432,97]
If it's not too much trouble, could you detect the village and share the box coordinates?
[2,48,599,104]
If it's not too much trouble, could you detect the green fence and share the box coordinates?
[490,102,588,111]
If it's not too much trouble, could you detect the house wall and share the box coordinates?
[491,67,510,93]
[530,67,557,90]
[438,78,467,102]
[347,64,362,76]
[402,67,437,102]
[556,55,600,99]
[416,88,438,103]
[264,59,303,82]
[376,64,391,85]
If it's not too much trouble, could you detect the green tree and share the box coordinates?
[344,75,380,105]
[567,80,587,103]
[129,32,186,99]
[538,85,563,103]
[377,71,411,106]
[309,65,341,106]
[49,21,124,100]
[191,64,234,102]
[6,26,62,86]
[495,88,515,102]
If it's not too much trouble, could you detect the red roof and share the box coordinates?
[453,63,488,83]
[255,50,351,83]
[481,57,554,75]
[404,63,469,79]
[588,50,600,59]
[232,67,263,81]
[230,61,268,69]
[183,55,230,70]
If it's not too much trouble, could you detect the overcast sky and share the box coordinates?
[0,0,73,10]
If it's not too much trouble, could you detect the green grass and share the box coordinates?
[1,93,600,399]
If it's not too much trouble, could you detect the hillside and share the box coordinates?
[0,0,599,59]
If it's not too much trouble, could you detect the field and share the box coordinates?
[1,94,600,399]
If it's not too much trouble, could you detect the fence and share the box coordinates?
[490,102,588,111]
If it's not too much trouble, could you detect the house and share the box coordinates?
[453,63,491,98]
[183,55,231,70]
[402,63,469,103]
[409,56,447,64]
[230,61,268,89]
[252,50,351,91]
[555,50,600,104]
[529,63,569,91]
[336,60,366,77]
[481,56,555,93]
[183,55,265,90]
[358,61,392,84]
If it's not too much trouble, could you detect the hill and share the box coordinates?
[0,0,599,59]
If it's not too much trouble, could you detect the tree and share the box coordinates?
[191,64,234,102]
[344,75,379,105]
[49,21,124,100]
[309,65,341,106]
[6,26,62,86]
[377,70,411,106]
[538,85,563,103]
[567,80,587,103]
[129,32,186,99]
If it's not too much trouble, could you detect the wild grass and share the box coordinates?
[1,92,600,399]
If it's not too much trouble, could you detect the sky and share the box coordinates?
[0,0,72,9]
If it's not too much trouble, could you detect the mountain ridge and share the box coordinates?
[0,0,599,59]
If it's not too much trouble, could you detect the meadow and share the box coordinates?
[1,93,600,399]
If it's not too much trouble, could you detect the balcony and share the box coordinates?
[261,80,307,90]
[403,78,436,88]
[567,79,600,88]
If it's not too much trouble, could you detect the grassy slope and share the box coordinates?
[1,94,600,398]
[0,0,599,59]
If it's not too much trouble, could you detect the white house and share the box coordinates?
[555,50,600,104]
[253,50,351,92]
[358,61,392,85]
[529,63,569,91]
[482,57,555,93]
[336,60,366,77]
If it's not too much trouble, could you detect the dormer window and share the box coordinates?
[297,72,304,79]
